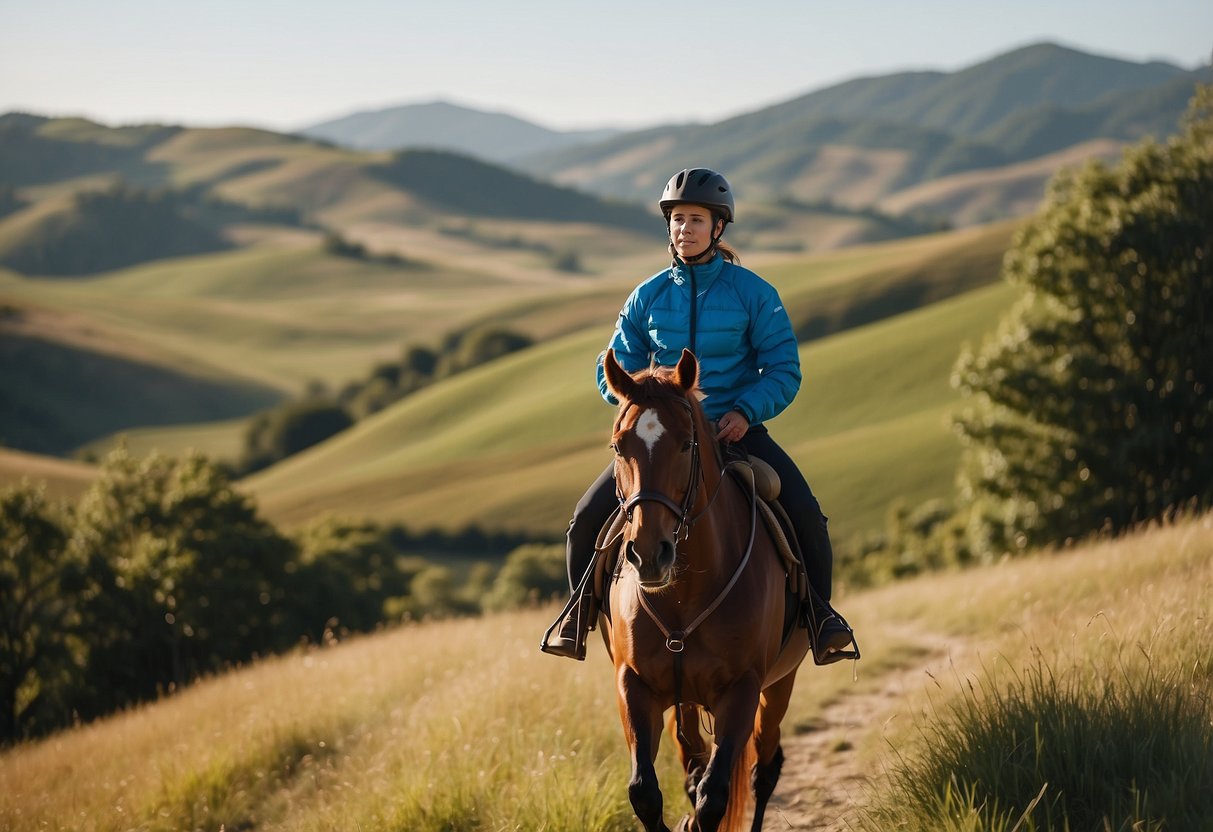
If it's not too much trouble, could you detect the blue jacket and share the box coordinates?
[597,253,801,424]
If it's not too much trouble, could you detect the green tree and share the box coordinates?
[0,484,80,742]
[241,399,353,473]
[952,86,1213,554]
[70,448,296,719]
[482,544,566,612]
[289,515,422,639]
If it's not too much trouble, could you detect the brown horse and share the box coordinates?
[599,348,811,832]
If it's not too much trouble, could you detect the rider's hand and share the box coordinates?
[716,410,749,443]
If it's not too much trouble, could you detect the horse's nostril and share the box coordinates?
[625,540,641,566]
[658,540,675,569]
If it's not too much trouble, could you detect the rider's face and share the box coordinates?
[668,204,722,262]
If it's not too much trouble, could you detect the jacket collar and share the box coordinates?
[670,252,725,289]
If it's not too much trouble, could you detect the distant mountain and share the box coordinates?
[516,42,1208,223]
[298,100,620,164]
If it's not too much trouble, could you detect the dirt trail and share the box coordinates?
[760,631,960,831]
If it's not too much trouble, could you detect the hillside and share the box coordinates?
[2,510,1207,831]
[0,220,1014,541]
[299,99,620,162]
[0,325,281,455]
[243,222,1018,545]
[518,43,1207,225]
[0,114,661,275]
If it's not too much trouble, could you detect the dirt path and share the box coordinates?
[760,631,960,831]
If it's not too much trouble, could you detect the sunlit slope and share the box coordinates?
[247,279,1017,541]
[0,240,534,393]
[0,448,95,499]
[3,507,1206,832]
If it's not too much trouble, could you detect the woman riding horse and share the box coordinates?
[543,167,858,665]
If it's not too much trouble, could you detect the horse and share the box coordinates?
[598,347,811,832]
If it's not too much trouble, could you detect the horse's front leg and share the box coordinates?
[617,667,673,832]
[694,674,762,832]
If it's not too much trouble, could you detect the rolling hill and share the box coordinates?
[516,43,1209,225]
[241,222,1019,546]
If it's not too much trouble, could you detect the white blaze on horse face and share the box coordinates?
[635,409,666,457]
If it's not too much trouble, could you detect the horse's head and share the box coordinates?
[603,348,710,590]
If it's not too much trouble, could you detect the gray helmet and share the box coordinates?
[659,168,735,224]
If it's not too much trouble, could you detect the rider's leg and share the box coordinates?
[738,428,858,664]
[541,463,616,660]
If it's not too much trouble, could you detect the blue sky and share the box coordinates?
[1,0,1209,132]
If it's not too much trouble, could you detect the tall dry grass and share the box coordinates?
[2,514,1208,831]
[860,513,1213,831]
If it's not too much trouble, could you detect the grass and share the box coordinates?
[2,512,1207,831]
[858,514,1213,831]
[242,277,1017,543]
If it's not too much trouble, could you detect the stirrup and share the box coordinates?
[804,596,860,666]
[539,597,591,661]
[540,556,598,661]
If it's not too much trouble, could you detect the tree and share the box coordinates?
[952,86,1213,554]
[289,515,422,639]
[70,448,296,718]
[0,484,80,741]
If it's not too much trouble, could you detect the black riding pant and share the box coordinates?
[564,425,835,601]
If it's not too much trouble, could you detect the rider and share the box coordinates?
[542,167,857,665]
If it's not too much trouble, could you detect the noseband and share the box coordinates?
[616,397,703,542]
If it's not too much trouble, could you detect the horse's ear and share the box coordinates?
[603,349,637,402]
[674,349,699,393]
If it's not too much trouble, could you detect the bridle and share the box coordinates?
[615,396,704,543]
[611,394,758,650]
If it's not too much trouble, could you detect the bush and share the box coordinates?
[0,484,79,742]
[69,448,297,720]
[482,544,567,612]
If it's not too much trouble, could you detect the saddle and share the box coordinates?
[583,454,810,631]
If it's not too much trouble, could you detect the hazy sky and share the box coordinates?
[2,0,1210,132]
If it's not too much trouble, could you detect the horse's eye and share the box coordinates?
[610,442,621,455]
[682,440,694,452]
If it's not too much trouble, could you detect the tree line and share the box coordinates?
[0,448,566,743]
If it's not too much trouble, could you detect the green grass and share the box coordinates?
[243,276,1017,545]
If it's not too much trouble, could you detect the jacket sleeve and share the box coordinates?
[733,279,801,424]
[597,286,653,406]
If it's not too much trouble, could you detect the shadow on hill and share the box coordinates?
[369,149,661,234]
[0,185,244,276]
[0,115,178,187]
[0,332,283,456]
